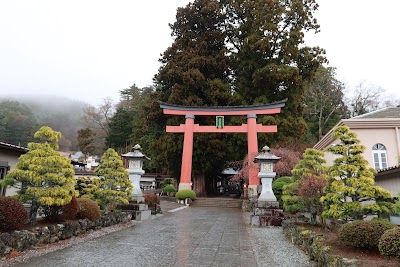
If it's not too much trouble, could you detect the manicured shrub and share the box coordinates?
[144,194,160,206]
[175,190,196,200]
[163,184,177,195]
[378,227,400,258]
[159,178,174,188]
[61,196,79,220]
[0,196,28,231]
[338,219,395,249]
[77,198,101,221]
[272,176,293,205]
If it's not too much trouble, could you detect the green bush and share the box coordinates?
[379,227,400,258]
[338,219,395,249]
[274,176,293,184]
[144,194,160,206]
[272,176,293,205]
[0,196,28,231]
[160,178,174,188]
[176,190,196,200]
[77,198,101,221]
[163,184,177,194]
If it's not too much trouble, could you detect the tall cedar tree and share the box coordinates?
[95,148,132,213]
[106,108,134,149]
[139,0,326,195]
[1,126,77,224]
[106,84,155,159]
[152,0,234,195]
[321,126,394,220]
[223,0,326,144]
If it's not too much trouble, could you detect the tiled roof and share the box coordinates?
[377,165,400,173]
[0,141,28,153]
[351,107,400,119]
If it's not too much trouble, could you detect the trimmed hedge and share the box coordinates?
[176,190,196,200]
[0,196,28,231]
[77,198,101,221]
[379,227,400,258]
[338,219,395,250]
[163,184,177,194]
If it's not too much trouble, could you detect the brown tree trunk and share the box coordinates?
[193,173,206,197]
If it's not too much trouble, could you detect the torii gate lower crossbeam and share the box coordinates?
[159,100,287,196]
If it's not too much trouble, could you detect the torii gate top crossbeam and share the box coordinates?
[159,99,287,116]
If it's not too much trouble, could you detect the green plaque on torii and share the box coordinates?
[216,116,224,129]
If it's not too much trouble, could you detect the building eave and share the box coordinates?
[313,120,344,150]
[0,142,28,154]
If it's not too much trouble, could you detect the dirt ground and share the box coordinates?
[302,224,400,267]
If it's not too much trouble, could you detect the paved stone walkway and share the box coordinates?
[11,203,311,267]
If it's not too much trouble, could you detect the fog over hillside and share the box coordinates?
[1,94,88,151]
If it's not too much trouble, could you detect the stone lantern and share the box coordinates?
[122,144,150,202]
[254,145,280,203]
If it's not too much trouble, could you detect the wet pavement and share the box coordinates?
[10,202,310,267]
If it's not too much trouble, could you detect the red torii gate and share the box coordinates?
[159,99,286,196]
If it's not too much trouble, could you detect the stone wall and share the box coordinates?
[0,213,131,258]
[282,222,359,267]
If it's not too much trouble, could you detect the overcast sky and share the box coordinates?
[1,0,399,105]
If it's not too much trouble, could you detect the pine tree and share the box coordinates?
[282,148,328,224]
[95,148,132,213]
[321,126,394,220]
[1,126,77,224]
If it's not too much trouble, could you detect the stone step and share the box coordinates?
[191,198,243,208]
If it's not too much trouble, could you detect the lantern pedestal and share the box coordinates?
[129,170,144,202]
[258,176,277,202]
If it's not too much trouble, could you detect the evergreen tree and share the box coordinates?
[95,148,132,213]
[1,126,77,224]
[0,100,38,146]
[106,108,134,149]
[282,148,328,224]
[224,0,326,143]
[151,0,235,195]
[321,126,394,220]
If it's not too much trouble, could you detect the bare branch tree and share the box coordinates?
[80,97,115,151]
[345,82,400,117]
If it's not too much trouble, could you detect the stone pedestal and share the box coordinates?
[178,182,191,191]
[136,210,151,221]
[247,184,259,198]
[250,201,283,227]
[258,177,277,202]
[129,171,144,202]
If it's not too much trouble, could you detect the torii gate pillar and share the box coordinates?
[179,114,195,191]
[246,114,259,196]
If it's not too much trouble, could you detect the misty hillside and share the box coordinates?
[0,95,88,151]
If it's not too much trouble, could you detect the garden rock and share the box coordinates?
[0,212,132,258]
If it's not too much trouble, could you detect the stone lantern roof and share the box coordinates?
[254,146,280,163]
[121,144,150,161]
